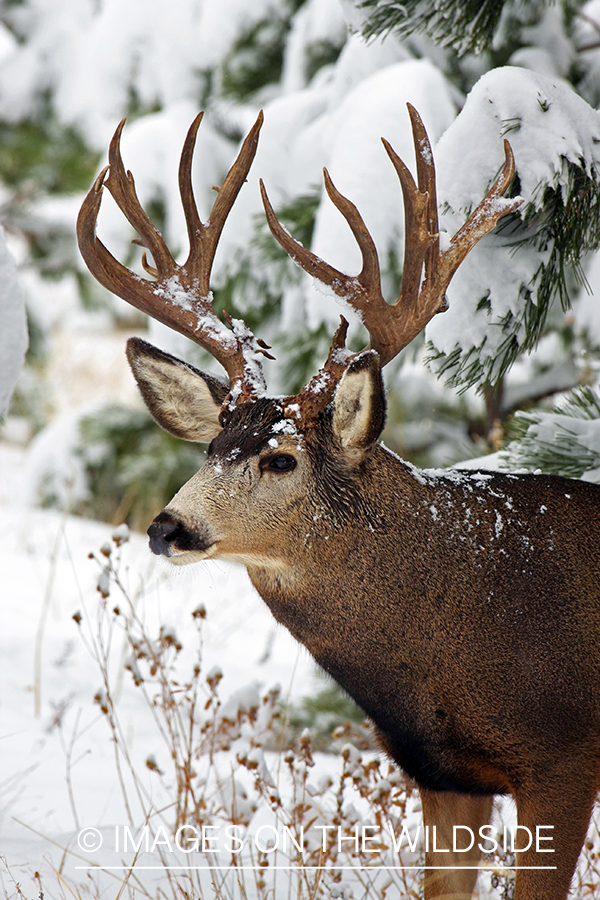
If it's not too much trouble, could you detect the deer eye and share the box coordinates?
[261,453,296,473]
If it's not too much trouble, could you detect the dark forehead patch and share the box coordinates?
[210,399,296,462]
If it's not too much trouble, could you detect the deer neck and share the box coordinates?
[245,446,427,659]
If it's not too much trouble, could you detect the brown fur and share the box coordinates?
[130,338,600,900]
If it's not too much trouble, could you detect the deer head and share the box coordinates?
[77,107,520,567]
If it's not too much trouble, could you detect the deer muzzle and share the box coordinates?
[147,509,215,561]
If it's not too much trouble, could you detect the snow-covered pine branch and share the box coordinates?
[427,66,600,391]
[357,0,560,56]
[501,386,600,481]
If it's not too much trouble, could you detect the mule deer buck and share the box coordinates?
[77,107,600,900]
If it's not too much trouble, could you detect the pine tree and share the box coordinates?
[2,0,600,515]
[349,0,600,473]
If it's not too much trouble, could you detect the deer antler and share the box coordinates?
[77,111,273,405]
[260,103,522,423]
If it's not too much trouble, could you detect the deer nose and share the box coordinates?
[148,515,182,556]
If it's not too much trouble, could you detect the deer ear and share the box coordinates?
[332,351,386,452]
[126,337,228,443]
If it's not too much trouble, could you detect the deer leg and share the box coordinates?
[420,787,494,900]
[513,762,600,900]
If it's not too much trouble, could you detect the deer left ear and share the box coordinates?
[126,337,228,443]
[332,351,386,452]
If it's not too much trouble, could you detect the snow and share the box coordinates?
[271,417,299,434]
[280,0,348,95]
[511,6,576,79]
[0,460,320,895]
[427,65,600,361]
[0,0,211,149]
[576,250,600,348]
[502,405,600,483]
[305,58,456,330]
[196,0,283,69]
[212,85,332,275]
[437,67,600,214]
[4,469,492,899]
[22,404,96,509]
[0,226,28,418]
[230,316,269,396]
[3,0,600,397]
[13,0,598,414]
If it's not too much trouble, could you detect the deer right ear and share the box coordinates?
[126,337,227,443]
[332,351,386,453]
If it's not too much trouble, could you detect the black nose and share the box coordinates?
[148,514,182,556]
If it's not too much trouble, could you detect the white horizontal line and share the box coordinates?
[74,865,556,872]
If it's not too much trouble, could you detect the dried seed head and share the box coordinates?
[97,569,110,598]
[146,754,162,774]
[112,523,130,546]
[94,689,109,715]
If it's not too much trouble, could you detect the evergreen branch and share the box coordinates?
[359,0,548,56]
[500,386,600,479]
[428,155,600,392]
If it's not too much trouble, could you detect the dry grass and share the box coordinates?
[5,527,600,899]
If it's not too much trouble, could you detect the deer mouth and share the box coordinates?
[166,544,219,566]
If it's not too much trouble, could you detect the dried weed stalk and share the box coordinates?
[67,529,600,900]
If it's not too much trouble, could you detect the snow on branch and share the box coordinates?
[426,66,600,391]
[501,386,600,481]
[358,0,547,56]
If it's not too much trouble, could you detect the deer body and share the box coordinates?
[142,355,600,900]
[77,107,600,899]
[154,379,600,799]
[250,459,600,800]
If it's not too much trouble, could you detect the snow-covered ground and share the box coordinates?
[0,442,323,898]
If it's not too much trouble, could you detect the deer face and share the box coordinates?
[127,337,386,570]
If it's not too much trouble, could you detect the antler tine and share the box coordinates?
[78,162,178,313]
[178,111,204,273]
[321,169,383,296]
[78,113,270,405]
[405,104,441,306]
[206,112,264,257]
[260,177,366,301]
[381,137,436,320]
[406,103,440,241]
[182,111,264,292]
[440,139,521,281]
[260,171,386,317]
[104,120,175,278]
